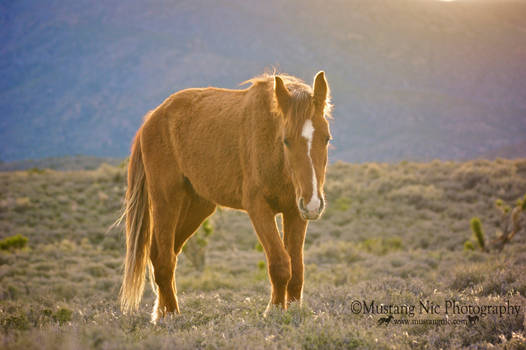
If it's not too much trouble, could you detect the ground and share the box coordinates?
[1,159,525,349]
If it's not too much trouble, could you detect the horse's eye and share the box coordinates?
[283,138,290,147]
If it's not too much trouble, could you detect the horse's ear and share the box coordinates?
[274,76,290,115]
[313,71,328,107]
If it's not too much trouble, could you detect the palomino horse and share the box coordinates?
[120,71,332,322]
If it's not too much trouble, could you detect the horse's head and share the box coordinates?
[274,71,332,220]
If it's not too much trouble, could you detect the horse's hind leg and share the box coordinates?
[149,190,181,323]
[150,189,215,322]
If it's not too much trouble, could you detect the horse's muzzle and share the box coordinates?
[298,196,325,220]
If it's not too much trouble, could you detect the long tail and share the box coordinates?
[120,131,152,313]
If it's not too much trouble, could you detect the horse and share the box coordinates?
[119,71,333,323]
[467,315,479,325]
[377,315,393,326]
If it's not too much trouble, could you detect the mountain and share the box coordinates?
[1,0,526,162]
[0,155,122,171]
[480,140,526,160]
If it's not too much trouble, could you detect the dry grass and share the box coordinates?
[1,159,525,349]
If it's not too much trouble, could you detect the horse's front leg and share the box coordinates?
[283,209,308,304]
[247,200,291,310]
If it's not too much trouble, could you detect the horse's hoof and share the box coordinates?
[152,310,178,325]
[263,303,286,318]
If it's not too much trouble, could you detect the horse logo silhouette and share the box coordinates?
[377,315,394,326]
[467,315,479,325]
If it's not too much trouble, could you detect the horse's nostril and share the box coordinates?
[299,198,305,211]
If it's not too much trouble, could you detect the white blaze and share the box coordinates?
[301,119,320,212]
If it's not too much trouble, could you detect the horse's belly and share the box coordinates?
[184,169,244,210]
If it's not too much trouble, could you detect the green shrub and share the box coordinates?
[470,217,485,251]
[333,197,351,211]
[27,167,46,174]
[202,219,213,237]
[183,219,214,271]
[53,308,73,325]
[3,313,30,330]
[495,198,511,215]
[0,234,28,250]
[41,309,53,318]
[463,240,475,251]
[359,237,403,255]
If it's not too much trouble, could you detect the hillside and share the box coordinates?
[481,141,526,161]
[2,0,526,162]
[0,155,122,171]
[1,159,525,348]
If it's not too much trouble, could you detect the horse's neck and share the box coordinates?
[253,113,291,187]
[245,83,292,188]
